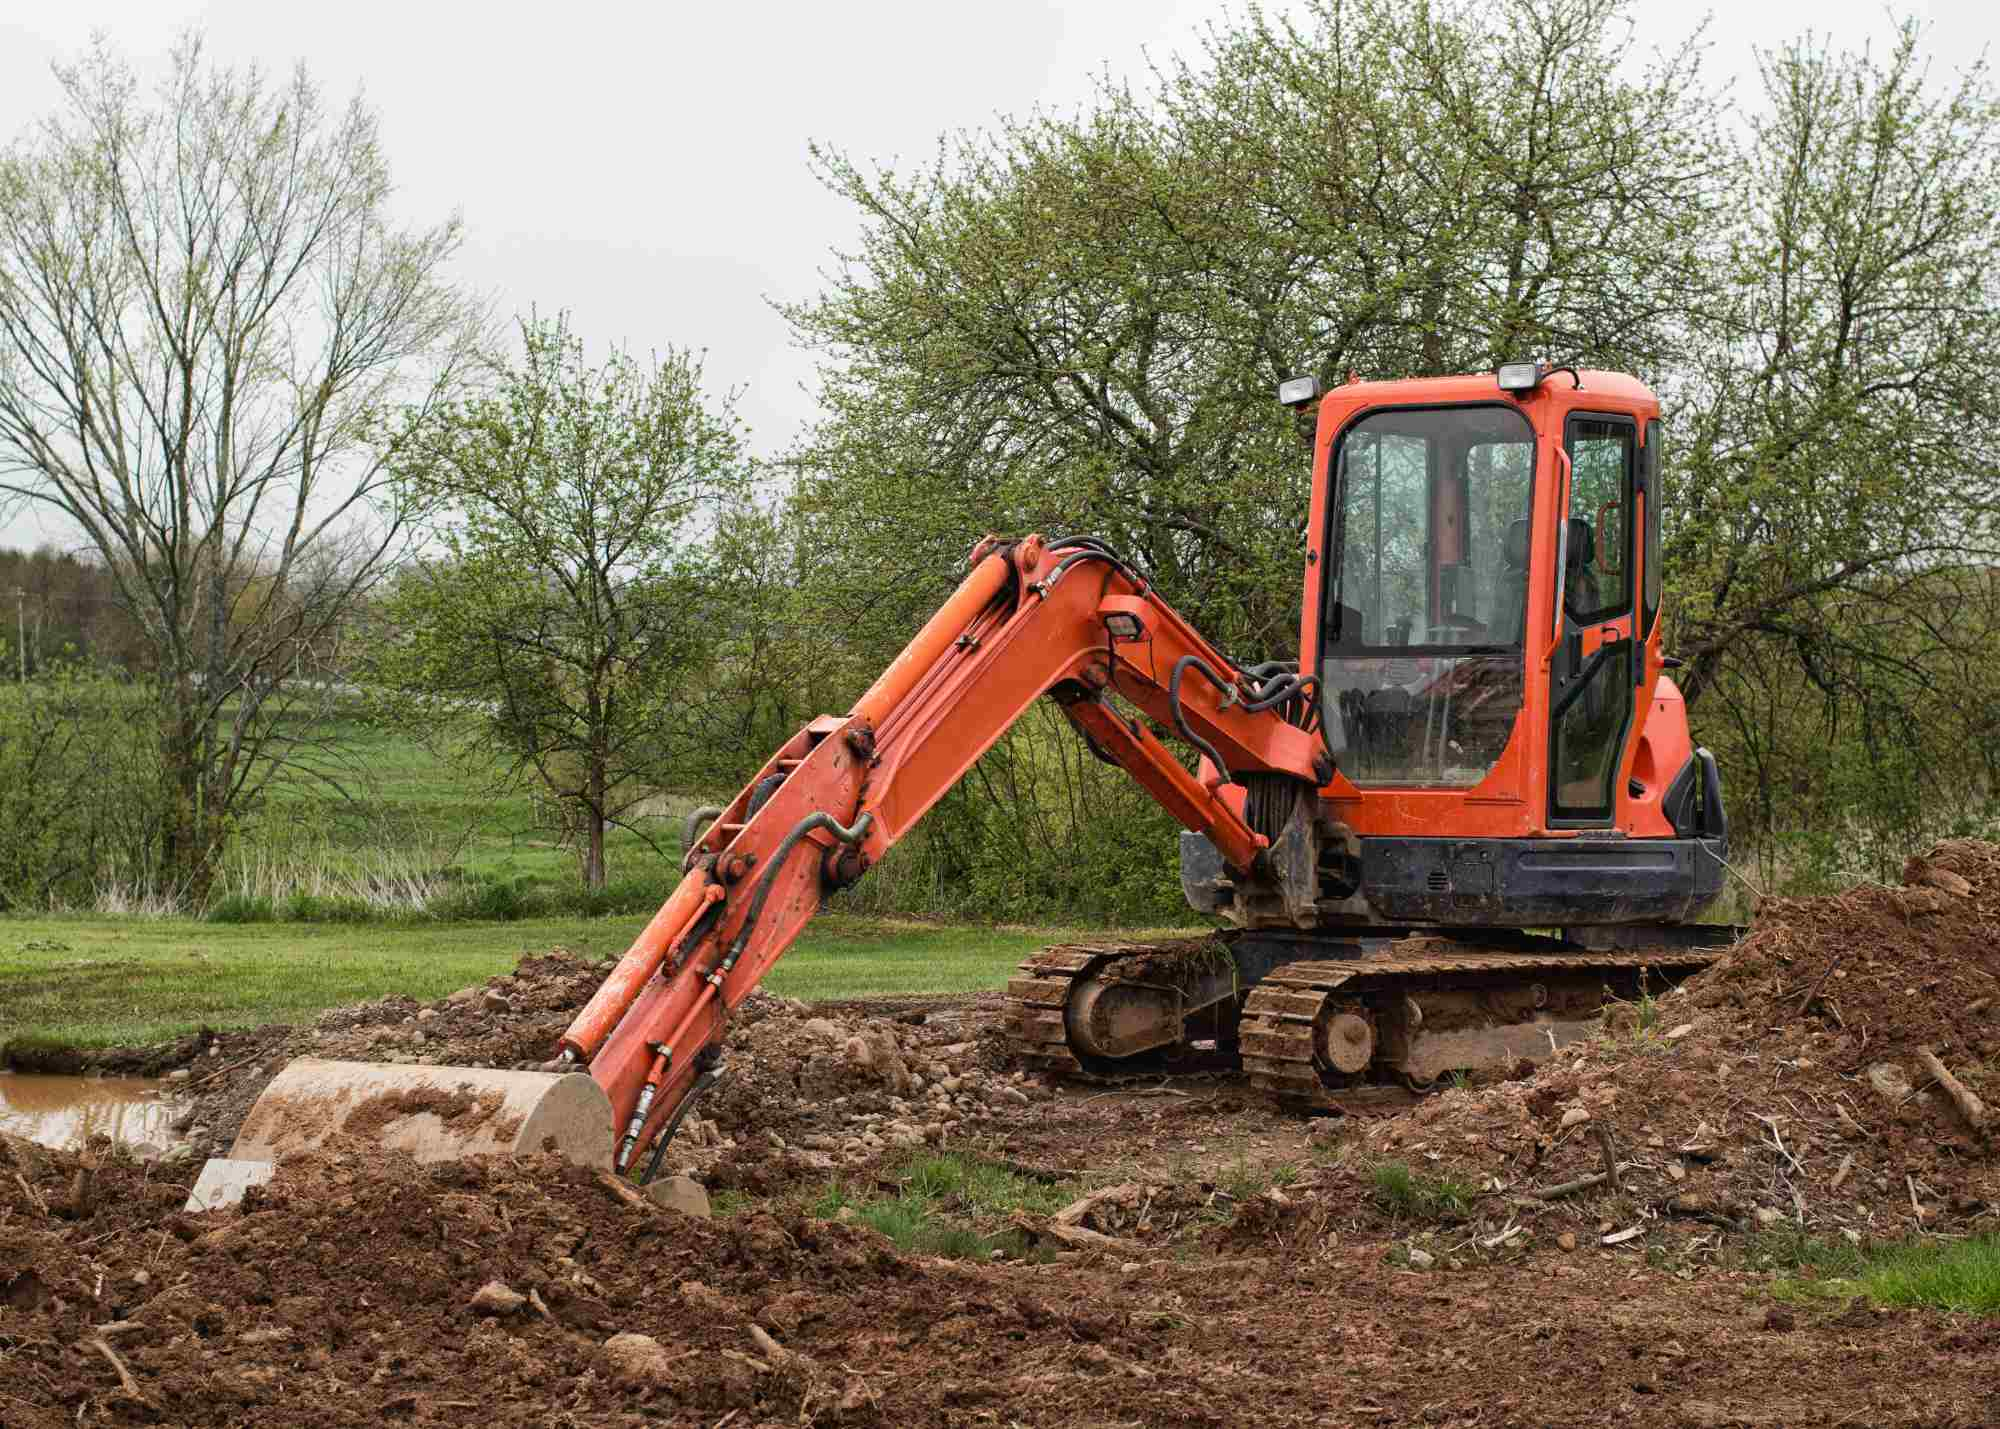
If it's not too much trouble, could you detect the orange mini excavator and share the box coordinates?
[232,361,1730,1182]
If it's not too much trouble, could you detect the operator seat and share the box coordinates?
[1564,516,1600,615]
[1490,517,1531,645]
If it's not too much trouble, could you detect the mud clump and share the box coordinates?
[1308,838,2000,1246]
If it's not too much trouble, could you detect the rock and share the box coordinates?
[417,1008,436,1022]
[481,991,511,1014]
[1664,1023,1695,1040]
[602,1332,676,1386]
[1406,1246,1435,1269]
[1866,1062,1913,1104]
[1557,1232,1578,1252]
[469,1281,526,1316]
[447,986,479,1004]
[1559,1106,1591,1129]
[801,1017,844,1042]
[645,1175,711,1218]
[1903,859,1972,897]
[1000,1086,1031,1107]
[183,1157,276,1213]
[1755,1207,1783,1226]
[679,1280,729,1314]
[166,1068,191,1082]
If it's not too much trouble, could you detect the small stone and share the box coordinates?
[1664,1023,1695,1040]
[1120,1261,1143,1275]
[447,986,479,1004]
[1557,1232,1578,1252]
[238,1326,289,1345]
[417,1008,437,1022]
[678,1280,729,1314]
[470,1281,526,1316]
[602,1332,675,1386]
[166,1068,191,1082]
[1406,1247,1435,1269]
[1755,1207,1783,1226]
[1866,1063,1913,1103]
[1001,1087,1031,1106]
[1667,1162,1686,1182]
[801,1018,844,1042]
[645,1175,711,1218]
[481,991,511,1014]
[1559,1107,1591,1129]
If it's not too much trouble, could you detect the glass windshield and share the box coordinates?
[1321,405,1535,787]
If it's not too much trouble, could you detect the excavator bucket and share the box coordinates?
[227,1059,616,1168]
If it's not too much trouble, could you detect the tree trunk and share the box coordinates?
[583,760,607,891]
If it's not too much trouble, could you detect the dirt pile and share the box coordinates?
[139,954,1051,1191]
[1282,838,2000,1252]
[10,1128,2000,1429]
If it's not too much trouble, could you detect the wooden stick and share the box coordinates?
[1915,1046,1987,1132]
[89,1337,143,1399]
[1521,1171,1609,1201]
[13,1171,47,1215]
[1829,1153,1855,1191]
[594,1169,647,1209]
[1593,1123,1621,1192]
[1796,957,1841,1018]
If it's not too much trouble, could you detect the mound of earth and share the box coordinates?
[9,1125,2000,1428]
[1247,839,2000,1256]
[97,951,1053,1197]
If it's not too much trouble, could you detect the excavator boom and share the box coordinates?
[234,534,1324,1178]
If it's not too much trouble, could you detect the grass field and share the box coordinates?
[0,912,1123,1049]
[239,705,692,896]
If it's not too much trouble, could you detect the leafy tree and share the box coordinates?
[0,35,482,902]
[784,0,1726,671]
[1668,24,2000,850]
[374,315,750,889]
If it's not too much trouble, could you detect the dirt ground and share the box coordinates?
[4,840,1997,1427]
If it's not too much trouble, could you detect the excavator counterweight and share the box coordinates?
[230,363,1732,1182]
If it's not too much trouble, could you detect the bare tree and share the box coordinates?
[0,34,483,901]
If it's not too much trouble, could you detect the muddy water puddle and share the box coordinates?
[0,1073,184,1151]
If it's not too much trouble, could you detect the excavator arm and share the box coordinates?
[563,534,1327,1175]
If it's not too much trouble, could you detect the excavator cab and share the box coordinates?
[1294,363,1728,929]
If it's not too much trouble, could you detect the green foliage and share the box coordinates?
[1370,1161,1477,1221]
[808,1154,1074,1260]
[1768,1233,2000,1315]
[0,668,174,911]
[373,313,753,891]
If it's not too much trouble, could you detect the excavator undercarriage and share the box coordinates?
[1004,927,1734,1108]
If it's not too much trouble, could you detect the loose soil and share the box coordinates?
[4,841,1997,1426]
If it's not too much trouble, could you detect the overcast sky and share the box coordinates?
[0,0,1992,551]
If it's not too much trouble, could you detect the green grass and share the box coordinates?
[0,911,1104,1049]
[1370,1160,1477,1222]
[1771,1234,2000,1315]
[808,1153,1075,1260]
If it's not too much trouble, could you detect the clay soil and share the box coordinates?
[4,841,1998,1427]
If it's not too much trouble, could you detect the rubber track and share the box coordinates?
[1239,946,1719,1107]
[1002,945,1102,1075]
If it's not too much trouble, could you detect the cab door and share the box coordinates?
[1548,414,1637,827]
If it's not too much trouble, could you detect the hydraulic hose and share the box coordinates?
[1168,655,1236,785]
[637,1050,723,1186]
[683,805,725,853]
[723,809,876,965]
